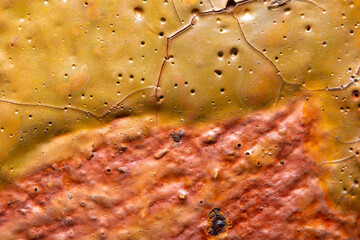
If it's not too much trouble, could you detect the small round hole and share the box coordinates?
[214,70,222,76]
[134,7,144,19]
[352,90,360,100]
[230,47,238,57]
[192,8,200,15]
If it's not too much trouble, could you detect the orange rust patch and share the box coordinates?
[0,101,358,239]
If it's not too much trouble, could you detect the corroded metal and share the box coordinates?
[0,0,359,239]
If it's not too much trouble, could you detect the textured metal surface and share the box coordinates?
[0,0,359,239]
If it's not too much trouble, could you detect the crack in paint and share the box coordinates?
[320,154,355,166]
[100,86,157,119]
[337,182,357,206]
[268,0,325,11]
[0,99,102,121]
[0,0,334,122]
[208,0,215,9]
[231,10,288,85]
[171,0,184,26]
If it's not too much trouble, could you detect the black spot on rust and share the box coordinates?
[169,130,184,143]
[206,208,231,238]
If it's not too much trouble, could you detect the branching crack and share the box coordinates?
[153,7,233,124]
[233,0,350,93]
[2,0,331,126]
[153,0,331,123]
[100,86,157,119]
[154,7,232,98]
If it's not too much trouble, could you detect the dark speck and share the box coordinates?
[170,130,184,143]
[206,208,230,237]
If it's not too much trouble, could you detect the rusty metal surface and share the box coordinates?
[0,0,359,239]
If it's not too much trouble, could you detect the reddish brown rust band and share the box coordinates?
[0,102,358,239]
